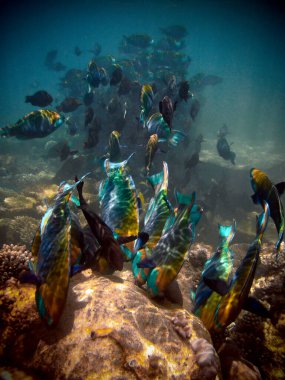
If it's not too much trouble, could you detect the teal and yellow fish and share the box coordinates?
[140,84,154,128]
[146,112,186,148]
[192,221,236,330]
[250,168,284,253]
[194,202,270,333]
[0,110,65,139]
[137,192,201,297]
[145,134,159,176]
[26,174,89,326]
[99,154,140,260]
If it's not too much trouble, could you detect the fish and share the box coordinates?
[84,107,94,128]
[123,34,153,49]
[25,90,53,107]
[160,25,188,40]
[159,96,176,131]
[184,152,200,170]
[250,168,284,253]
[99,67,109,86]
[45,140,78,161]
[74,46,82,56]
[136,192,201,298]
[0,110,65,139]
[145,134,159,176]
[108,130,122,162]
[211,202,271,332]
[83,91,94,106]
[75,178,126,273]
[178,80,191,102]
[118,77,132,96]
[99,154,140,260]
[216,136,236,165]
[44,49,58,68]
[189,98,200,121]
[193,221,237,330]
[86,60,101,88]
[22,174,89,325]
[146,112,185,148]
[140,84,154,128]
[84,117,101,149]
[56,97,82,113]
[110,64,123,86]
[66,117,78,136]
[136,162,173,251]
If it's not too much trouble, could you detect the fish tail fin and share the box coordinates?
[25,96,31,103]
[147,161,168,194]
[175,190,196,208]
[256,201,270,241]
[0,125,14,138]
[168,130,186,147]
[218,220,236,245]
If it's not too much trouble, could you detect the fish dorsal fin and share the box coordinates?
[275,182,285,196]
[218,220,236,245]
[104,153,135,175]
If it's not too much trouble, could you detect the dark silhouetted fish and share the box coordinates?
[110,64,123,86]
[190,98,200,121]
[25,90,53,107]
[123,34,153,48]
[159,96,176,131]
[83,91,94,106]
[1,110,64,139]
[84,117,101,149]
[178,80,191,102]
[184,152,200,170]
[160,25,188,40]
[118,77,132,96]
[84,107,94,128]
[56,97,82,113]
[46,140,78,161]
[217,136,236,165]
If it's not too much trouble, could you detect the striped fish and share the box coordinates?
[0,110,65,139]
[139,84,154,128]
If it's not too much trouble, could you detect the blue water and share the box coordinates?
[1,0,285,146]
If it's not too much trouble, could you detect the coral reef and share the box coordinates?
[0,269,221,380]
[0,244,32,285]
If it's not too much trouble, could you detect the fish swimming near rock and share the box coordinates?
[136,192,202,299]
[193,221,237,330]
[25,90,53,107]
[56,97,82,113]
[139,84,154,128]
[136,162,173,252]
[0,110,65,139]
[216,135,236,165]
[145,134,159,176]
[99,154,140,260]
[159,96,176,131]
[21,174,89,325]
[250,168,284,253]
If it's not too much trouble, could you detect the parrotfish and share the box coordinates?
[137,192,201,298]
[108,130,122,162]
[193,221,236,330]
[250,168,284,253]
[159,96,176,131]
[0,110,65,139]
[75,178,139,273]
[195,202,271,332]
[137,162,173,251]
[145,134,159,176]
[146,112,186,148]
[25,174,89,325]
[99,154,140,260]
[140,84,154,128]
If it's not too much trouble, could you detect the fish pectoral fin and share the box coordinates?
[137,258,156,269]
[164,280,183,305]
[275,182,285,196]
[251,193,259,204]
[202,277,230,296]
[243,296,271,319]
